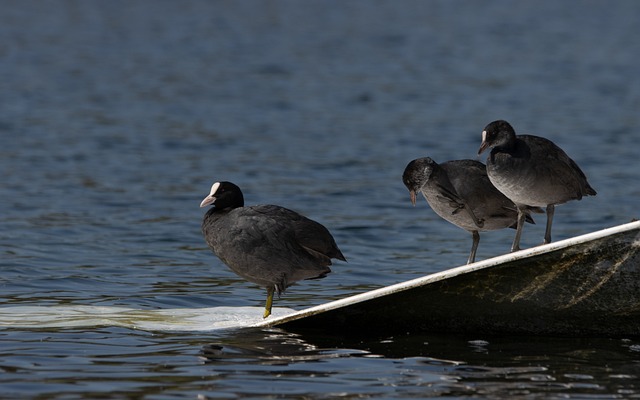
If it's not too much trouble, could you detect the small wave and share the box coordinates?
[0,305,296,332]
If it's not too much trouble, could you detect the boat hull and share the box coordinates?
[257,221,640,337]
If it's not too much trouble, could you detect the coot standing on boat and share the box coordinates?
[402,157,538,264]
[200,181,346,318]
[478,120,596,251]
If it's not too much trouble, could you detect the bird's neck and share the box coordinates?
[494,135,518,153]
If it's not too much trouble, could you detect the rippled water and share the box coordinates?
[1,0,640,398]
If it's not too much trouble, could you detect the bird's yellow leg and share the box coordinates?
[263,287,274,318]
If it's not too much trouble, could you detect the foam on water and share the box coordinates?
[0,305,297,332]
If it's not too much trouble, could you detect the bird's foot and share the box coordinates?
[263,288,274,318]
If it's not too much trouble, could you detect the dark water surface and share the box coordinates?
[1,1,640,398]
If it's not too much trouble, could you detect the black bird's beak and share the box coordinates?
[200,195,216,208]
[478,130,489,155]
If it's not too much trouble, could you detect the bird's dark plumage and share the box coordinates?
[478,120,596,251]
[200,181,345,318]
[402,157,538,264]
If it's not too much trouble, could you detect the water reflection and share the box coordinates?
[201,328,372,366]
[200,328,640,398]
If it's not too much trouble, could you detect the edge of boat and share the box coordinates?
[254,219,640,336]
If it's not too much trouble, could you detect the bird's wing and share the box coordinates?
[250,205,345,262]
[433,177,485,229]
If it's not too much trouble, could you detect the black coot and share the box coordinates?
[478,120,597,251]
[200,181,346,318]
[402,157,538,264]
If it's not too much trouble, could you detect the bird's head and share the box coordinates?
[478,119,517,154]
[200,181,245,210]
[402,157,436,206]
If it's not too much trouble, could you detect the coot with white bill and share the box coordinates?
[478,120,596,251]
[200,181,346,318]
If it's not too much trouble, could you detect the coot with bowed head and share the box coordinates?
[478,120,597,252]
[402,157,538,264]
[200,181,346,318]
